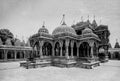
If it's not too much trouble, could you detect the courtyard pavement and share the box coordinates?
[0,60,120,81]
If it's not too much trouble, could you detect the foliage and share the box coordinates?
[0,29,14,45]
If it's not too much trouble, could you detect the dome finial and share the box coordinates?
[42,21,45,28]
[81,16,83,22]
[93,15,95,20]
[116,39,118,42]
[61,14,66,25]
[22,36,24,41]
[99,18,102,25]
[87,15,89,20]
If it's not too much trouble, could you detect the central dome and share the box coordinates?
[52,14,76,36]
[52,24,76,36]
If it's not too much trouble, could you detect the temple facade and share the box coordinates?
[27,15,110,68]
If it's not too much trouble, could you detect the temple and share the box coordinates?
[0,15,110,69]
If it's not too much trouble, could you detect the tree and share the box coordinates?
[0,29,14,45]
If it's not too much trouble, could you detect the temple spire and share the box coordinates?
[87,15,89,20]
[116,39,118,42]
[87,15,90,23]
[93,15,95,20]
[61,14,66,25]
[81,16,83,22]
[42,21,45,28]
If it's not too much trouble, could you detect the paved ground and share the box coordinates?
[0,60,120,81]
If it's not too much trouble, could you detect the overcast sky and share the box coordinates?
[0,0,120,47]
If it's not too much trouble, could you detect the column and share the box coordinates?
[14,50,17,60]
[52,46,54,56]
[60,47,62,57]
[39,41,44,58]
[90,45,94,58]
[77,44,79,57]
[65,39,69,59]
[4,50,8,61]
[71,41,74,58]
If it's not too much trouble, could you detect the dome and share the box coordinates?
[82,27,93,34]
[82,27,99,38]
[38,25,49,34]
[52,24,76,36]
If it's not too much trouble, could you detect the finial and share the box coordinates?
[72,20,75,25]
[93,15,95,20]
[42,21,45,28]
[87,15,89,20]
[99,19,102,25]
[81,16,83,22]
[116,39,118,42]
[61,14,66,25]
[22,36,24,41]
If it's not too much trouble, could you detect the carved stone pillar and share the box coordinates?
[89,41,94,58]
[77,44,79,57]
[14,50,17,60]
[65,39,69,59]
[60,42,63,57]
[90,46,94,58]
[4,50,8,61]
[52,44,54,57]
[71,41,74,58]
[39,41,44,58]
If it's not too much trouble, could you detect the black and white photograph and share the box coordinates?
[0,0,120,81]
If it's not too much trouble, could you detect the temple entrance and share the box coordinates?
[54,42,60,56]
[42,42,52,56]
[7,50,14,59]
[73,42,77,56]
[79,42,90,57]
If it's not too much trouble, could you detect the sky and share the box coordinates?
[0,0,120,47]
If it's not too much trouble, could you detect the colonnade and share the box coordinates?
[37,39,99,59]
[0,49,32,61]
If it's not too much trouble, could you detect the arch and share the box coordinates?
[7,50,14,59]
[73,42,77,56]
[54,42,60,56]
[42,42,52,56]
[44,40,53,46]
[79,42,90,57]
